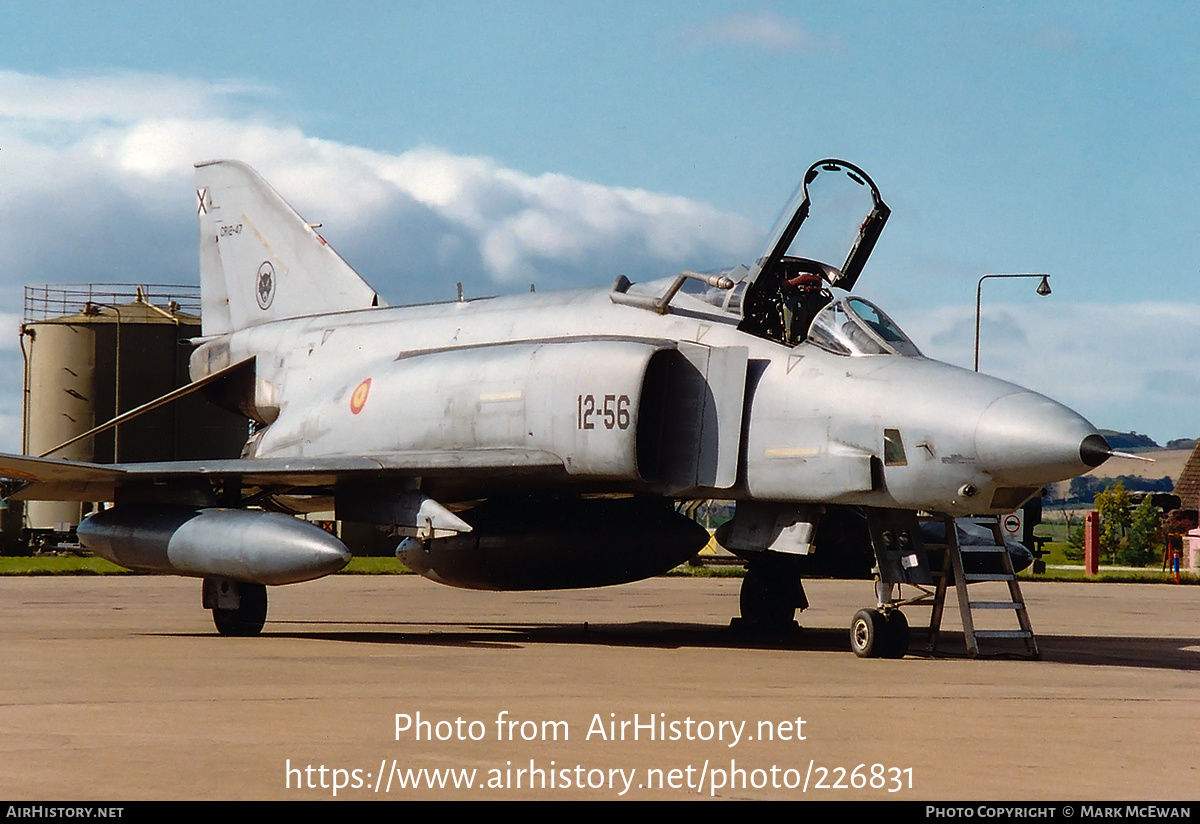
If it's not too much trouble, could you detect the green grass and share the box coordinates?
[0,555,739,578]
[0,556,131,575]
[1,554,1194,584]
[0,555,415,575]
[339,557,413,574]
[666,563,746,578]
[1036,540,1078,566]
[1022,539,1198,583]
[1021,540,1197,583]
[1020,567,1199,583]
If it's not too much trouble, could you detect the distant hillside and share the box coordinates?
[1167,438,1198,450]
[1047,446,1194,504]
[1099,430,1159,450]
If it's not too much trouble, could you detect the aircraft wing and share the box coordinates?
[0,450,566,502]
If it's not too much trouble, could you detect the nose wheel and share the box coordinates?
[850,608,908,658]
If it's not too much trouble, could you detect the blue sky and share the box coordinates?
[1,2,1198,450]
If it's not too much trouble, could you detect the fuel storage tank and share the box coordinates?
[20,284,248,532]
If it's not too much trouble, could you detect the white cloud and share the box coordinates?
[0,70,761,290]
[0,70,270,123]
[0,314,21,351]
[0,69,765,450]
[682,12,839,52]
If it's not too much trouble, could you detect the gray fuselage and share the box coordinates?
[196,278,1101,517]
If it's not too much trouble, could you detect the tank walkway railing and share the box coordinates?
[23,284,201,323]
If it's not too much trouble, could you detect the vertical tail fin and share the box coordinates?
[195,159,383,336]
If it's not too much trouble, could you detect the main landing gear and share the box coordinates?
[203,579,268,636]
[735,555,807,632]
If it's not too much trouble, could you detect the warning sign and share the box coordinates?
[1002,511,1023,536]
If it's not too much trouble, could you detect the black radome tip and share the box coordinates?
[1079,434,1112,468]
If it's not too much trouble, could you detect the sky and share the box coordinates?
[1,1,1198,453]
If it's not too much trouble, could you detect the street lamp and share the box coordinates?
[974,273,1051,372]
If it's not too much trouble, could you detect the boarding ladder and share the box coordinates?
[926,516,1040,659]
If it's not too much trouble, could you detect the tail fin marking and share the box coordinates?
[196,159,382,336]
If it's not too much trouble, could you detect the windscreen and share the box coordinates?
[736,160,890,347]
[807,297,921,357]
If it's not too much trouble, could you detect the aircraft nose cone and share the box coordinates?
[1079,433,1113,468]
[975,391,1107,485]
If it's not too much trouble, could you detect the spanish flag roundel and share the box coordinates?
[350,378,372,415]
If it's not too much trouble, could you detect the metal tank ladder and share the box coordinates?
[926,516,1040,659]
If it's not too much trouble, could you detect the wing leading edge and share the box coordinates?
[0,450,565,502]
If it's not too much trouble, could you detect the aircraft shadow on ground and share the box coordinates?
[1033,633,1200,671]
[175,621,1200,671]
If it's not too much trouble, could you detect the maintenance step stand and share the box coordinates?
[927,516,1040,659]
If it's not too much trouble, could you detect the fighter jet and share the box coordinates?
[0,158,1113,655]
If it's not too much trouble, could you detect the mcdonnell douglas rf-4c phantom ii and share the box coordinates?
[0,158,1115,657]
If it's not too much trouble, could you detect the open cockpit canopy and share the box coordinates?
[724,159,891,347]
[751,159,889,292]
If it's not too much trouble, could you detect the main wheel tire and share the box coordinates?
[850,608,886,658]
[740,568,795,626]
[212,582,267,637]
[880,609,909,659]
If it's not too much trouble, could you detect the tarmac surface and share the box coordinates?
[1,574,1197,800]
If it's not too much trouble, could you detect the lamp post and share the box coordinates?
[974,273,1051,372]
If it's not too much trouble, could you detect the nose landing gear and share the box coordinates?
[850,607,909,658]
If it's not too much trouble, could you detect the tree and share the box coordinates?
[1060,506,1085,561]
[1122,495,1162,567]
[1068,476,1095,504]
[1094,482,1132,565]
[1065,522,1085,562]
